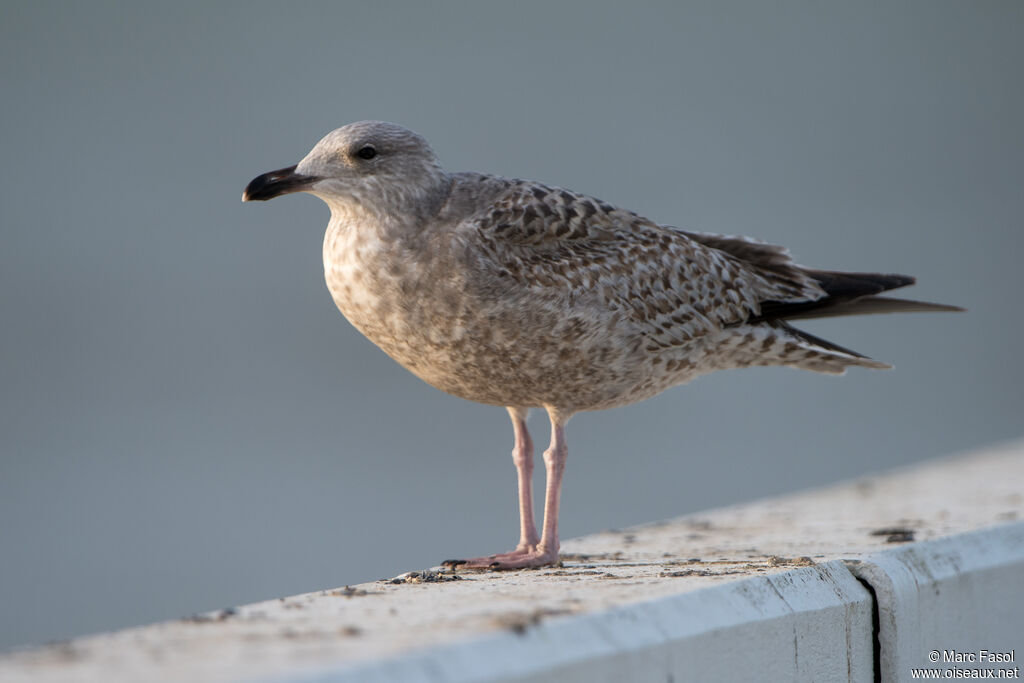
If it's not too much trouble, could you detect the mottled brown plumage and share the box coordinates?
[244,121,960,569]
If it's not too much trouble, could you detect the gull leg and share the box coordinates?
[449,408,567,571]
[530,409,568,565]
[510,407,540,552]
[443,407,539,568]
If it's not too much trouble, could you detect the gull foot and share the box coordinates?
[443,548,559,571]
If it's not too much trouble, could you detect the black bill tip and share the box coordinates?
[242,165,317,202]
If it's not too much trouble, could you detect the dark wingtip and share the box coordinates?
[888,273,916,289]
[805,270,916,297]
[753,271,960,323]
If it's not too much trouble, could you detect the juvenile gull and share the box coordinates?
[243,121,960,569]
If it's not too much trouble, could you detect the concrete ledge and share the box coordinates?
[316,561,873,683]
[850,524,1024,682]
[2,439,1022,682]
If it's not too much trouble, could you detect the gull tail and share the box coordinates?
[751,270,963,374]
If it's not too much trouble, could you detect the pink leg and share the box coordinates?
[448,408,568,570]
[510,407,539,552]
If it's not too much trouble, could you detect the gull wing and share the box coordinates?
[463,178,825,347]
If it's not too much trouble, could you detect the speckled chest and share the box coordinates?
[321,218,486,390]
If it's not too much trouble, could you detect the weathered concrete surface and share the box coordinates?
[317,561,873,683]
[1,438,1021,683]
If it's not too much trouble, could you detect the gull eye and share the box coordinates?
[355,145,377,160]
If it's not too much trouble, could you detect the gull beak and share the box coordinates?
[242,165,319,202]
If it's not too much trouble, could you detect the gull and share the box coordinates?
[243,121,960,569]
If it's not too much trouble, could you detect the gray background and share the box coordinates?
[1,1,1021,651]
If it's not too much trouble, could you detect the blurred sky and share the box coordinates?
[1,1,1021,651]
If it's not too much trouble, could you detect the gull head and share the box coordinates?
[243,121,449,217]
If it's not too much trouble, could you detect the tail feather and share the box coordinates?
[775,321,872,359]
[776,321,892,370]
